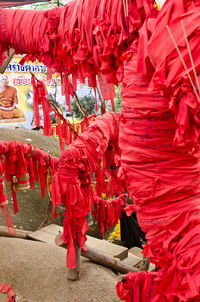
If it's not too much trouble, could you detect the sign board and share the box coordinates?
[0,55,98,130]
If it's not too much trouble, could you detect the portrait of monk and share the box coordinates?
[0,74,26,121]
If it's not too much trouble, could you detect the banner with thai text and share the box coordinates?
[0,56,64,129]
[0,55,98,130]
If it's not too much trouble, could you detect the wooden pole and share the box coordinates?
[96,86,106,115]
[55,234,139,275]
[180,20,200,94]
[67,239,81,281]
[55,233,81,280]
[37,197,54,230]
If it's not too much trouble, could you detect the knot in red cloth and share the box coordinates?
[124,204,142,215]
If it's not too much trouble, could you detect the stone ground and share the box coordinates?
[0,237,121,302]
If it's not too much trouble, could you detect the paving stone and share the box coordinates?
[28,224,128,260]
[129,247,143,259]
[86,235,128,260]
[121,252,141,268]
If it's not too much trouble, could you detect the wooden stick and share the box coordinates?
[0,49,15,74]
[0,225,32,239]
[123,0,127,17]
[55,233,81,280]
[48,99,78,136]
[67,239,81,281]
[180,20,200,95]
[125,0,128,17]
[118,275,127,282]
[73,91,88,117]
[96,86,105,115]
[55,234,139,275]
[166,25,200,103]
[37,197,54,230]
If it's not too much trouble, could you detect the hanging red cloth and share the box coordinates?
[51,112,125,268]
[0,141,58,222]
[31,75,52,136]
[117,1,200,297]
[0,284,15,302]
[93,194,127,237]
[0,177,15,234]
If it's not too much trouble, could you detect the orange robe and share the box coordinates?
[0,85,25,120]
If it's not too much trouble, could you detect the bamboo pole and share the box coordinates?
[123,0,127,17]
[166,25,200,103]
[180,20,200,94]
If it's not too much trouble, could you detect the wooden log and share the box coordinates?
[67,239,81,281]
[55,233,81,280]
[81,246,138,274]
[0,225,31,239]
[55,234,139,275]
[135,256,150,271]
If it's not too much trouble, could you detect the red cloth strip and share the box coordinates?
[0,284,15,302]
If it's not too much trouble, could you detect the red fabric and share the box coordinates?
[51,112,125,268]
[0,0,156,86]
[117,6,200,297]
[98,72,116,105]
[116,272,156,302]
[61,75,74,112]
[0,7,62,66]
[0,177,15,234]
[0,284,15,302]
[93,194,127,237]
[2,1,200,300]
[73,112,125,198]
[51,146,91,268]
[0,141,58,220]
[0,205,15,235]
[52,111,79,152]
[31,75,52,136]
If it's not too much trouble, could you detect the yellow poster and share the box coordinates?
[1,56,62,129]
[0,55,98,130]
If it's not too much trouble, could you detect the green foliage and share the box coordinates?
[71,95,96,118]
[17,0,71,10]
[114,84,122,113]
